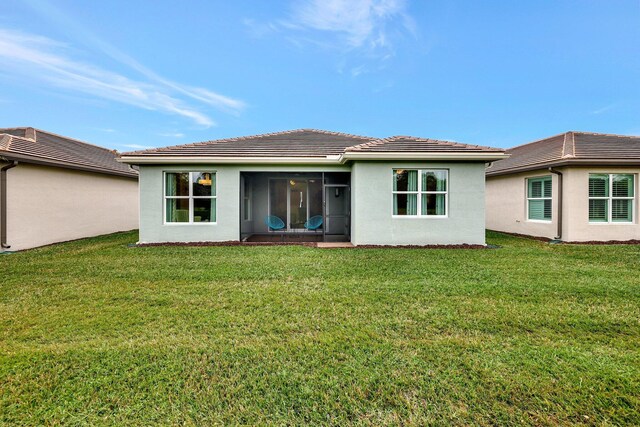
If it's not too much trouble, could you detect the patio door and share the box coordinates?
[324,185,350,238]
[269,178,323,231]
[289,180,307,230]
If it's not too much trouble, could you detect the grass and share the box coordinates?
[0,231,638,426]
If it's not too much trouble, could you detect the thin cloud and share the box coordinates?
[287,0,414,51]
[158,132,186,138]
[590,104,616,115]
[22,0,246,115]
[0,28,243,127]
[122,143,154,150]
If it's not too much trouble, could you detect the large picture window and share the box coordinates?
[393,169,447,216]
[527,176,552,221]
[589,174,634,223]
[165,172,216,223]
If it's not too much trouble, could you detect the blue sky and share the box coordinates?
[0,0,638,151]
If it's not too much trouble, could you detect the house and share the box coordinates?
[0,127,138,251]
[486,131,640,242]
[118,129,506,246]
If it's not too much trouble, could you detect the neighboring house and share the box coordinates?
[119,129,506,246]
[486,131,640,242]
[0,127,139,252]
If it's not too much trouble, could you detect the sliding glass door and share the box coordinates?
[269,178,323,231]
[289,180,307,230]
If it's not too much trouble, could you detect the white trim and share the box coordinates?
[119,152,508,165]
[588,173,635,224]
[342,152,508,161]
[392,169,449,218]
[163,171,217,225]
[526,176,552,222]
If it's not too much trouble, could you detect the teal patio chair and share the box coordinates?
[265,215,285,231]
[304,215,323,231]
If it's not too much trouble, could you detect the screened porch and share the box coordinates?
[240,172,350,242]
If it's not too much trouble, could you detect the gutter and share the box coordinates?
[487,158,640,177]
[1,160,18,249]
[548,167,563,240]
[0,151,137,179]
[117,152,510,165]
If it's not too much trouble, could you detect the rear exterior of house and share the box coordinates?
[120,129,506,246]
[486,132,640,242]
[0,128,138,252]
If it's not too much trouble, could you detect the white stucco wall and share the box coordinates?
[485,169,560,239]
[351,161,488,245]
[138,162,489,245]
[138,164,349,243]
[3,163,138,251]
[563,167,640,242]
[486,166,640,242]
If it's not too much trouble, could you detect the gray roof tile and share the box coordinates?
[122,129,503,158]
[487,131,640,176]
[0,127,137,178]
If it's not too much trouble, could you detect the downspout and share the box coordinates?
[548,167,563,240]
[1,160,18,249]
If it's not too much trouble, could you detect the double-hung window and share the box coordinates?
[589,174,634,223]
[527,176,552,221]
[165,172,216,223]
[393,169,448,216]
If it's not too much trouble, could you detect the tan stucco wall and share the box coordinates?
[3,163,138,251]
[486,169,560,239]
[486,166,640,241]
[563,166,640,242]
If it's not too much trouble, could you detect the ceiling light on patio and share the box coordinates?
[198,173,212,186]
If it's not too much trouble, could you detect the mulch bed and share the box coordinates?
[488,230,640,245]
[134,241,317,247]
[133,242,490,249]
[562,240,640,245]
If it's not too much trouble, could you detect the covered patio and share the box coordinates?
[240,172,350,242]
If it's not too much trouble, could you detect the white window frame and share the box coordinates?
[163,171,216,225]
[588,173,635,224]
[526,176,552,223]
[392,169,448,218]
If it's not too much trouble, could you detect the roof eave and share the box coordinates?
[117,155,343,165]
[119,151,509,165]
[0,152,138,178]
[342,152,509,161]
[487,158,640,177]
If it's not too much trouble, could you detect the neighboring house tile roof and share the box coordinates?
[487,131,640,176]
[0,127,137,178]
[120,129,504,161]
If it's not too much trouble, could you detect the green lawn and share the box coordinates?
[1,232,638,426]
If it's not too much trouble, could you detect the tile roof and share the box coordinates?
[0,127,137,178]
[487,131,640,176]
[346,135,504,153]
[121,129,504,160]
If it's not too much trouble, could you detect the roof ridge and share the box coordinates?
[561,131,575,158]
[123,128,375,155]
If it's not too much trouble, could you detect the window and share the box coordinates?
[164,172,216,223]
[243,178,252,221]
[589,174,634,223]
[393,169,447,216]
[527,176,552,221]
